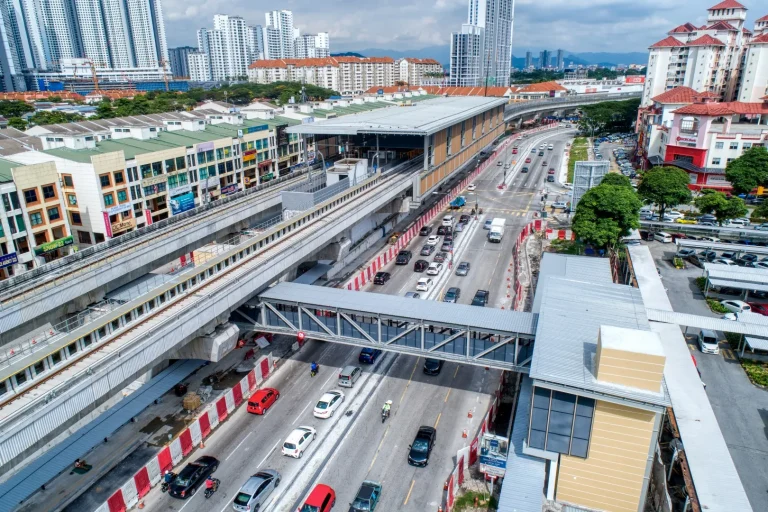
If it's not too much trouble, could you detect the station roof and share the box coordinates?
[259,282,537,335]
[286,96,507,137]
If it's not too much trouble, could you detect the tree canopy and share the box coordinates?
[636,166,692,218]
[724,146,768,194]
[572,183,642,248]
[28,111,84,126]
[0,100,34,118]
[693,190,748,225]
[600,173,632,188]
[577,98,641,136]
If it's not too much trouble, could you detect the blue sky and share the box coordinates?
[162,0,766,53]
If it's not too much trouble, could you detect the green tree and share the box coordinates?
[752,202,768,221]
[637,166,692,219]
[95,99,115,119]
[693,190,748,225]
[28,111,84,126]
[572,184,642,248]
[599,173,632,187]
[724,146,768,194]
[578,99,641,136]
[0,100,34,118]
[7,117,27,130]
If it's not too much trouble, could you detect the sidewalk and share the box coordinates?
[17,334,296,512]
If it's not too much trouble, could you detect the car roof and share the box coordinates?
[418,277,430,282]
[447,287,459,292]
[287,427,313,442]
[306,484,335,504]
[417,426,436,436]
[239,474,270,494]
[701,329,718,337]
[320,390,342,400]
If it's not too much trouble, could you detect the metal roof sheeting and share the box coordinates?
[628,245,752,512]
[532,254,612,313]
[259,282,538,335]
[744,336,768,351]
[497,375,546,512]
[705,264,768,284]
[708,278,768,292]
[646,308,768,337]
[286,96,507,136]
[678,240,768,255]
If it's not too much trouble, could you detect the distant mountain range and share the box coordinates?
[334,47,648,69]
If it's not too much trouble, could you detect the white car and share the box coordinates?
[552,201,568,209]
[442,215,454,227]
[664,211,683,220]
[467,183,476,191]
[547,144,554,150]
[282,426,317,458]
[313,390,345,419]
[720,300,752,314]
[754,223,768,231]
[416,277,433,291]
[426,235,440,245]
[699,236,721,243]
[712,258,736,266]
[726,218,750,227]
[426,262,443,276]
[539,144,545,149]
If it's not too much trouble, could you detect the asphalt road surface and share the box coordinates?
[141,128,576,512]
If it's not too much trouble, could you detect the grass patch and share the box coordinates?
[706,298,729,314]
[567,136,589,182]
[548,239,585,255]
[741,359,768,387]
[453,491,498,511]
[695,276,707,291]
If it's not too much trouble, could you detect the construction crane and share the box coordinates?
[85,58,99,92]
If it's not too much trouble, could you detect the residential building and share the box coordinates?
[636,86,768,189]
[195,15,250,81]
[187,51,209,82]
[556,49,564,70]
[295,33,330,59]
[641,1,767,106]
[264,9,295,59]
[169,46,196,78]
[539,49,550,69]
[0,1,26,91]
[524,51,532,69]
[449,0,515,87]
[397,58,443,86]
[247,25,264,62]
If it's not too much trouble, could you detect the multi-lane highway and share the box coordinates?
[139,128,574,512]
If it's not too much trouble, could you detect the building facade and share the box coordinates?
[295,33,330,59]
[449,0,515,87]
[194,15,250,81]
[524,51,532,69]
[539,49,550,69]
[168,46,195,78]
[641,1,768,106]
[264,9,295,59]
[397,58,443,86]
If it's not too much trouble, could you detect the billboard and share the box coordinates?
[221,184,239,196]
[625,75,646,84]
[34,236,74,256]
[0,252,18,269]
[170,191,195,215]
[276,124,289,146]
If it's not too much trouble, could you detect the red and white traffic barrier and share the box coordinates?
[99,354,273,512]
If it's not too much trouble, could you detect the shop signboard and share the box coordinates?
[106,203,132,216]
[478,434,508,478]
[0,252,18,269]
[247,125,268,134]
[170,191,195,215]
[142,174,166,186]
[111,219,135,233]
[168,184,192,197]
[221,184,239,196]
[202,177,219,189]
[676,135,697,145]
[34,236,74,256]
[625,76,646,84]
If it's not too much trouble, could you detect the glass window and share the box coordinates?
[99,174,111,188]
[47,207,60,222]
[15,214,24,232]
[117,190,128,202]
[206,149,214,162]
[10,191,18,209]
[114,171,125,184]
[14,370,27,386]
[2,193,10,212]
[71,212,82,224]
[24,188,38,204]
[714,141,724,149]
[528,388,593,458]
[712,158,721,165]
[165,158,176,173]
[176,156,186,170]
[152,161,162,176]
[63,175,74,187]
[68,194,77,205]
[730,142,739,150]
[208,165,216,176]
[42,185,55,199]
[103,193,114,206]
[29,212,43,226]
[141,164,152,178]
[216,148,224,160]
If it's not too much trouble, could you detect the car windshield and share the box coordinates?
[352,498,371,510]
[412,439,429,452]
[174,466,197,486]
[300,506,320,512]
[316,401,329,409]
[284,442,296,450]
[234,492,252,506]
[445,292,456,299]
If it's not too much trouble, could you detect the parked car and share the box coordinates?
[169,456,220,499]
[699,249,717,261]
[455,261,471,276]
[416,278,433,292]
[414,259,429,272]
[420,245,435,256]
[697,214,717,223]
[419,225,433,236]
[423,358,444,376]
[408,426,437,467]
[712,258,736,266]
[299,484,336,512]
[395,250,412,265]
[373,272,391,285]
[454,222,465,232]
[697,329,720,355]
[749,303,768,316]
[247,387,280,415]
[426,262,444,275]
[665,211,683,220]
[313,390,345,419]
[434,251,448,263]
[737,254,758,266]
[675,248,697,259]
[754,223,768,231]
[282,426,317,458]
[443,287,461,303]
[349,481,382,512]
[359,347,383,364]
[720,300,752,314]
[471,290,489,307]
[232,470,280,512]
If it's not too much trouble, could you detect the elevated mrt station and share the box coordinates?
[288,96,508,203]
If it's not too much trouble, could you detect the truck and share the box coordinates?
[450,195,466,209]
[488,218,505,243]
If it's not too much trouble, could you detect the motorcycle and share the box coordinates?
[381,408,390,423]
[310,365,319,377]
[470,208,475,215]
[204,478,220,499]
[161,473,176,493]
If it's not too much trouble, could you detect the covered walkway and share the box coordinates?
[255,282,537,371]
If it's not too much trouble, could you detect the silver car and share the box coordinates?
[233,470,280,511]
[455,261,470,276]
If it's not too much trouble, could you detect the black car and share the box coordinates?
[420,245,435,256]
[546,175,555,182]
[414,259,429,272]
[443,287,460,303]
[437,225,448,235]
[699,250,716,262]
[396,250,412,265]
[169,456,219,499]
[434,251,448,263]
[471,290,489,307]
[443,233,454,243]
[521,166,529,173]
[373,272,391,285]
[423,358,444,375]
[459,214,471,224]
[359,347,383,364]
[455,261,470,276]
[408,426,437,467]
[419,225,433,236]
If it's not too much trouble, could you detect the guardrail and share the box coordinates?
[504,91,641,119]
[0,164,321,301]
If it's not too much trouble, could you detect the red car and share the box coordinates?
[247,387,279,414]
[512,147,518,154]
[548,168,555,174]
[525,157,531,163]
[298,484,336,512]
[749,303,768,316]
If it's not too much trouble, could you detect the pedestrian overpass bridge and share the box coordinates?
[255,282,537,372]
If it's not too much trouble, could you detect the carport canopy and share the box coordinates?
[677,240,768,255]
[744,336,768,352]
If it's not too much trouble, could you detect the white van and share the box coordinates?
[653,232,673,243]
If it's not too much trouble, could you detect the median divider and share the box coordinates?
[97,353,274,512]
[343,124,559,292]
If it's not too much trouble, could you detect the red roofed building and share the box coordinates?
[396,58,444,87]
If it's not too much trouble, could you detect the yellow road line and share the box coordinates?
[434,412,442,429]
[400,358,419,404]
[444,389,451,403]
[368,425,390,472]
[403,479,416,505]
[454,365,460,378]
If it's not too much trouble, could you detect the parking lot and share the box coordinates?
[646,240,768,512]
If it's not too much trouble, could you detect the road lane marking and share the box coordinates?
[178,493,197,512]
[368,425,391,472]
[434,412,442,429]
[226,431,252,460]
[293,400,314,425]
[454,365,460,378]
[256,439,281,468]
[400,358,419,404]
[444,388,451,403]
[403,479,416,505]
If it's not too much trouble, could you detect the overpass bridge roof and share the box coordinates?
[259,282,537,336]
[286,96,507,137]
